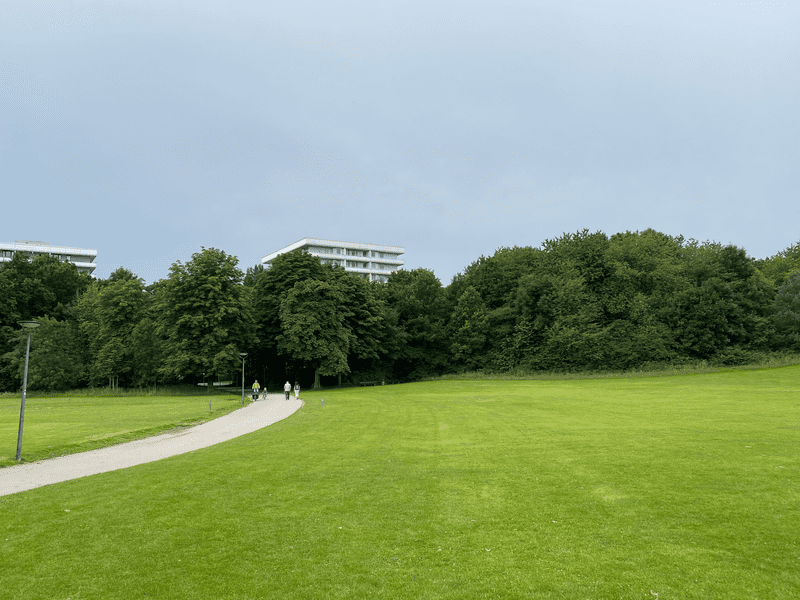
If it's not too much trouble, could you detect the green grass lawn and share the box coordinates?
[0,393,243,467]
[1,368,799,599]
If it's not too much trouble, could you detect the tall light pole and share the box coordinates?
[16,321,40,461]
[240,353,247,407]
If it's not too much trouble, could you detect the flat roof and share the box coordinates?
[1,241,97,257]
[262,238,404,264]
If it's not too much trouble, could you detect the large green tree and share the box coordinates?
[448,246,542,368]
[496,231,613,371]
[24,317,86,391]
[0,253,91,391]
[596,230,684,368]
[251,251,329,385]
[76,267,150,387]
[668,243,773,362]
[507,269,607,371]
[328,267,389,380]
[0,252,91,325]
[154,248,254,383]
[448,285,489,370]
[274,268,390,387]
[278,279,352,388]
[385,268,451,380]
[129,317,161,386]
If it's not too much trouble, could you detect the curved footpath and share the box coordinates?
[0,393,302,497]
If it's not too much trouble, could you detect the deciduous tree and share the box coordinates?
[278,279,352,388]
[251,251,329,384]
[25,317,85,391]
[76,268,149,387]
[130,317,161,386]
[155,248,254,383]
[448,285,489,370]
[385,268,451,379]
[0,253,91,391]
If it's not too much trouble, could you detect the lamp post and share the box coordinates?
[240,353,247,407]
[16,321,40,461]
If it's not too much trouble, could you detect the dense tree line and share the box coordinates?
[1,230,799,392]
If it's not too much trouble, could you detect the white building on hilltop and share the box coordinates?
[262,238,404,283]
[0,240,98,275]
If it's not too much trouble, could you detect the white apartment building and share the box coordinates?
[0,240,98,275]
[262,238,404,283]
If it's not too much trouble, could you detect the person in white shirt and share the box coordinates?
[284,381,291,400]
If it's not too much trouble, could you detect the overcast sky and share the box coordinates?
[2,0,798,285]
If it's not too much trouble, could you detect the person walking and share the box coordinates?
[284,381,291,401]
[294,381,300,398]
[252,380,260,401]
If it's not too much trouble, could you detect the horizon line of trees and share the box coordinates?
[1,228,799,392]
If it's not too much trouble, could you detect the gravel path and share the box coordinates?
[0,393,302,497]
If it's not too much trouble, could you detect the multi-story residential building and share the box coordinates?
[262,238,404,283]
[0,240,98,275]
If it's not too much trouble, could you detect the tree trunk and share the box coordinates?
[314,368,321,390]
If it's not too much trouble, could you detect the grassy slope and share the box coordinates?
[1,368,798,599]
[0,395,242,467]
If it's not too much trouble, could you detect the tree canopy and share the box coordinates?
[1,230,798,392]
[154,247,254,383]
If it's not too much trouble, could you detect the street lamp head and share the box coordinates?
[18,321,40,330]
[240,353,248,358]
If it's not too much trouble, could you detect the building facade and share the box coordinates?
[0,240,98,275]
[262,238,404,283]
